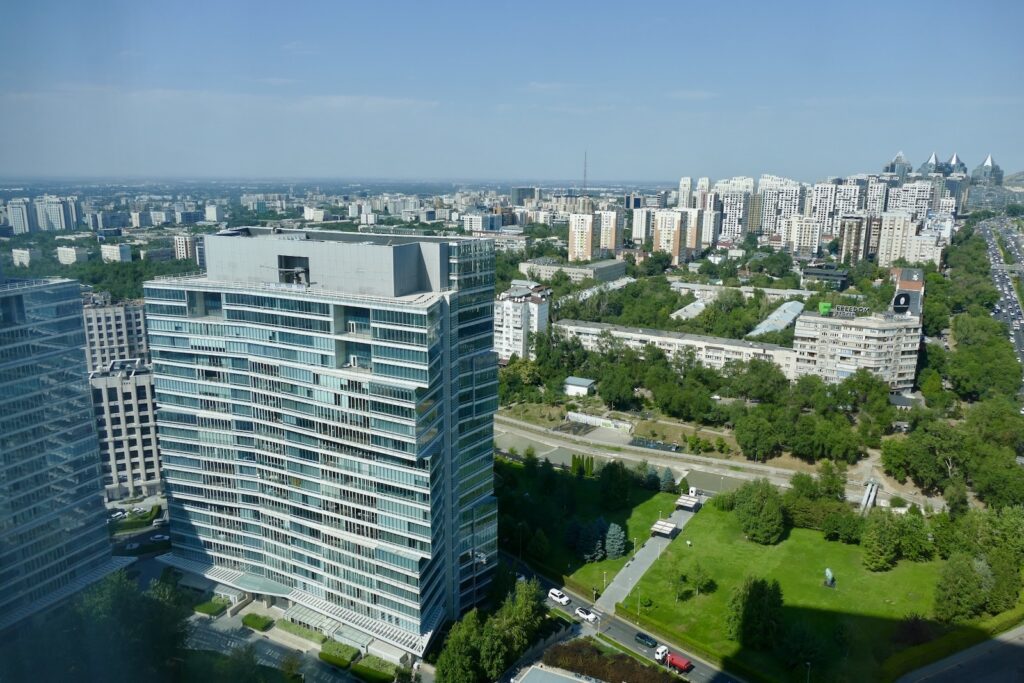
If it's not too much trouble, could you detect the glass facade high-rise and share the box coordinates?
[0,274,127,631]
[144,228,498,657]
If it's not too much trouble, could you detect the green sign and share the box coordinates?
[818,302,832,316]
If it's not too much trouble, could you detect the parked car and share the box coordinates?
[574,607,598,624]
[150,534,170,542]
[125,542,140,550]
[547,588,570,606]
[665,652,694,674]
[634,632,658,648]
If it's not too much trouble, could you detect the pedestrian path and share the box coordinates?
[594,508,694,614]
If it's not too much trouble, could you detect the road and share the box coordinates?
[978,217,1024,384]
[896,621,1024,683]
[497,413,889,504]
[506,554,743,683]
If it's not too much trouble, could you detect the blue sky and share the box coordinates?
[1,0,1021,182]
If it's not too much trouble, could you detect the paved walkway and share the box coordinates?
[896,622,1024,683]
[594,508,695,614]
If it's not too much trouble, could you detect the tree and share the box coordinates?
[817,460,847,500]
[689,560,713,596]
[527,529,550,560]
[726,577,784,649]
[605,522,626,560]
[280,651,303,681]
[986,547,1023,614]
[934,553,989,622]
[735,479,786,545]
[659,466,677,492]
[218,645,263,683]
[435,609,484,683]
[523,447,538,476]
[599,364,639,410]
[945,477,969,519]
[862,510,901,571]
[734,414,783,461]
[897,510,933,561]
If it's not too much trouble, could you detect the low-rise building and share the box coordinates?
[100,243,132,263]
[518,258,626,283]
[494,280,550,362]
[56,245,90,264]
[554,319,798,379]
[563,376,596,397]
[89,359,161,501]
[800,265,849,290]
[11,248,40,267]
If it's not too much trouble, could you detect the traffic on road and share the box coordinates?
[979,217,1024,402]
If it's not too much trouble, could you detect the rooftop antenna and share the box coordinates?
[583,150,588,196]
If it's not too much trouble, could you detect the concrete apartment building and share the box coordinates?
[781,215,823,257]
[494,280,550,362]
[100,243,132,263]
[174,234,197,260]
[595,209,623,252]
[90,359,161,501]
[56,246,90,265]
[518,258,626,283]
[554,319,799,379]
[11,248,40,267]
[793,271,923,391]
[875,211,920,267]
[652,210,684,264]
[568,213,599,262]
[205,204,225,222]
[82,293,149,373]
[144,228,498,659]
[6,198,37,235]
[0,272,131,631]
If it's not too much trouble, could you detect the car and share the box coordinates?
[574,607,598,623]
[515,573,526,583]
[711,394,721,401]
[132,507,145,514]
[150,534,170,542]
[125,542,140,550]
[152,518,167,527]
[547,588,570,605]
[635,632,658,648]
[654,645,669,662]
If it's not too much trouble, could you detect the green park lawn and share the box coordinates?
[497,458,677,595]
[571,490,679,597]
[618,506,944,682]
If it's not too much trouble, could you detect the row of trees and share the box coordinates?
[434,580,546,683]
[881,396,1024,509]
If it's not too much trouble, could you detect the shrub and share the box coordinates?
[319,640,360,669]
[241,613,274,631]
[277,619,327,644]
[889,495,908,508]
[193,597,229,616]
[542,638,676,683]
[350,655,397,683]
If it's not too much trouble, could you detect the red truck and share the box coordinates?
[665,652,694,674]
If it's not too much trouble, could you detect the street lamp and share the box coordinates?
[603,570,607,591]
[806,661,811,683]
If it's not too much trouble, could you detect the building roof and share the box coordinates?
[746,300,806,337]
[670,300,707,320]
[564,376,596,388]
[555,319,789,352]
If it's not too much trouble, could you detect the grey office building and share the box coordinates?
[0,272,130,631]
[144,228,498,657]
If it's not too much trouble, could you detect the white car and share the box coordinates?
[150,534,170,542]
[574,607,598,624]
[547,588,570,606]
[654,645,669,662]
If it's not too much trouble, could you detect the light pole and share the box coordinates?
[603,570,607,591]
[806,661,811,683]
[633,537,638,557]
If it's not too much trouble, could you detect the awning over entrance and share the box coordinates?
[284,602,341,635]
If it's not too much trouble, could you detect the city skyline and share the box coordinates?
[1,1,1021,181]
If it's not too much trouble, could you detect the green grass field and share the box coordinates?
[618,506,944,682]
[498,458,677,594]
[571,491,679,595]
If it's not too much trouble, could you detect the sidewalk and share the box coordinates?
[594,508,695,614]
